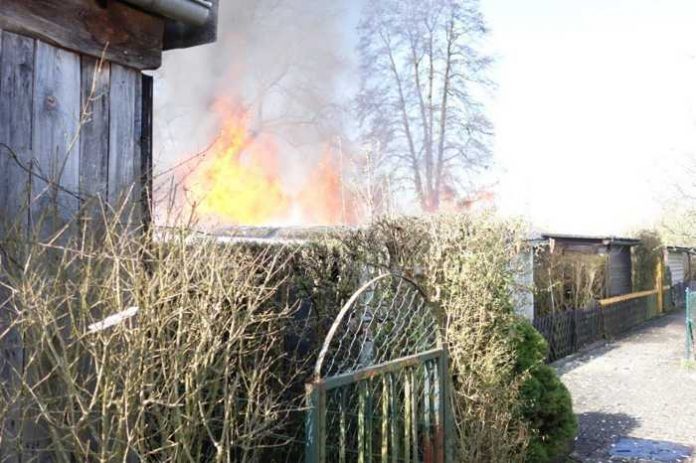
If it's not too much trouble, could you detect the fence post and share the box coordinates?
[656,259,664,314]
[305,382,325,463]
[438,350,453,463]
[573,309,579,353]
[687,289,694,361]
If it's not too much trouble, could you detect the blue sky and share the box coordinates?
[481,0,696,234]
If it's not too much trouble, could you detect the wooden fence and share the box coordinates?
[533,283,689,362]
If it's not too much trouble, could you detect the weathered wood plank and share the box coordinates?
[0,0,164,70]
[141,74,154,229]
[108,63,140,217]
[0,29,35,463]
[79,56,110,203]
[0,31,34,238]
[28,41,81,462]
[132,67,143,226]
[0,29,5,240]
[31,40,82,239]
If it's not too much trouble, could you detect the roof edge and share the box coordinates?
[119,0,210,26]
[539,233,640,246]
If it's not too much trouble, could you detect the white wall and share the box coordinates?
[668,251,685,284]
[513,248,535,321]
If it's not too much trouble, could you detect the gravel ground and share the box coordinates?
[555,311,696,462]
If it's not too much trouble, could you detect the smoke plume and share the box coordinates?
[153,0,359,226]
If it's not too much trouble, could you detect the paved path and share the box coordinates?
[556,311,696,462]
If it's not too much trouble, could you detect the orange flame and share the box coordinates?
[183,104,357,227]
[297,149,356,225]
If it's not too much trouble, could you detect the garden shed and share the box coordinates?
[664,245,694,285]
[540,234,639,297]
[0,0,219,237]
[529,233,640,316]
[0,1,218,458]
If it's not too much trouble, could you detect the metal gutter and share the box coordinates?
[120,0,211,26]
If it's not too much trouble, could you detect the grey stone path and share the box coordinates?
[555,311,696,462]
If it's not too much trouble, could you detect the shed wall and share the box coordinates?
[607,246,632,297]
[667,251,686,284]
[0,30,150,460]
[0,30,146,236]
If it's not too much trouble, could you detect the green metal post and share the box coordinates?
[381,377,389,462]
[389,374,398,463]
[439,350,452,463]
[411,368,418,461]
[403,370,412,463]
[687,289,694,361]
[339,389,346,463]
[423,362,433,462]
[306,383,326,463]
[359,380,371,463]
[432,360,442,463]
[366,379,373,462]
[359,382,365,463]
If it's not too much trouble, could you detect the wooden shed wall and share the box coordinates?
[0,29,150,460]
[607,246,632,297]
[0,29,147,236]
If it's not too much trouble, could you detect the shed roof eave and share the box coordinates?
[539,233,640,247]
[119,0,211,26]
[666,245,696,253]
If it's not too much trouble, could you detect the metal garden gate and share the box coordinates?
[305,273,451,463]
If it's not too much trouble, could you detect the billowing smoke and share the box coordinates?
[153,0,360,226]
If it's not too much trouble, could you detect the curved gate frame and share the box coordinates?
[305,273,452,463]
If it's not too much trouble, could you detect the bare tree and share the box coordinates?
[348,139,394,221]
[356,0,493,212]
[657,156,696,246]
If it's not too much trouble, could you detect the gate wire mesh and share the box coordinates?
[306,273,449,463]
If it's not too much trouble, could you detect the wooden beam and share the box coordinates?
[598,289,658,307]
[0,0,164,70]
